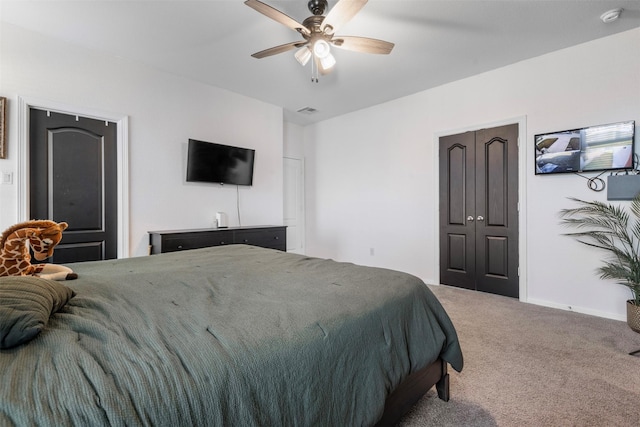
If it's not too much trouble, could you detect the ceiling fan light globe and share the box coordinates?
[313,39,331,59]
[295,47,312,66]
[320,52,336,70]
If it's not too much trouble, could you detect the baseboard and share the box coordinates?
[429,283,627,322]
[527,298,626,322]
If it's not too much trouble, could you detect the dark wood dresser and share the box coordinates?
[148,226,286,254]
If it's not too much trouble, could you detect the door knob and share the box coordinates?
[477,216,484,221]
[467,216,474,221]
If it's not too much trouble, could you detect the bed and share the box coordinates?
[0,244,463,426]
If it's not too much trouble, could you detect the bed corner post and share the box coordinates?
[436,361,450,402]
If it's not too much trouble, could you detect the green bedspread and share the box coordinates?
[0,245,462,426]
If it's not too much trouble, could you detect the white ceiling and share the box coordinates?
[2,0,639,125]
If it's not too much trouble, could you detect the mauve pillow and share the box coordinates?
[0,276,75,349]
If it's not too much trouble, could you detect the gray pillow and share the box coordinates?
[0,276,75,349]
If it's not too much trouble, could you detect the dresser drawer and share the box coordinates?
[234,228,285,250]
[161,231,233,252]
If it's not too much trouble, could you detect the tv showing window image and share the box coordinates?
[535,120,635,175]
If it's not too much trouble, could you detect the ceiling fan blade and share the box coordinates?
[331,36,394,54]
[320,0,368,35]
[251,41,308,59]
[245,0,310,37]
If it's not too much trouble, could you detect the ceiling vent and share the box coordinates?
[297,107,318,115]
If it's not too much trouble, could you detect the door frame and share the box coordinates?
[16,96,130,258]
[433,116,528,302]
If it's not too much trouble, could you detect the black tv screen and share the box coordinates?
[186,139,255,186]
[535,120,635,175]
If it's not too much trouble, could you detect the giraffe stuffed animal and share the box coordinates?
[0,220,77,280]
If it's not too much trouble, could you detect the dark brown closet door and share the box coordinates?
[29,108,118,262]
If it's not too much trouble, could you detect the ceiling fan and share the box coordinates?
[245,0,394,82]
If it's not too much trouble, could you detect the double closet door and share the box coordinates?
[439,124,519,298]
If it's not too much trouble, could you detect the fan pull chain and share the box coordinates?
[311,58,319,83]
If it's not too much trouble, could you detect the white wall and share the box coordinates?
[0,23,284,257]
[302,28,640,321]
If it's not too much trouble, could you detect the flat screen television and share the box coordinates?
[535,120,635,175]
[186,139,255,186]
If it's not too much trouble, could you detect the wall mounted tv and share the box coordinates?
[535,120,635,175]
[186,139,255,186]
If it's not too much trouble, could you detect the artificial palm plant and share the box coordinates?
[559,194,640,333]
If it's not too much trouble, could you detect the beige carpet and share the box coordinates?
[397,285,640,426]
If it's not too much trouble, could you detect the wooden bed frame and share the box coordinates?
[375,359,449,426]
